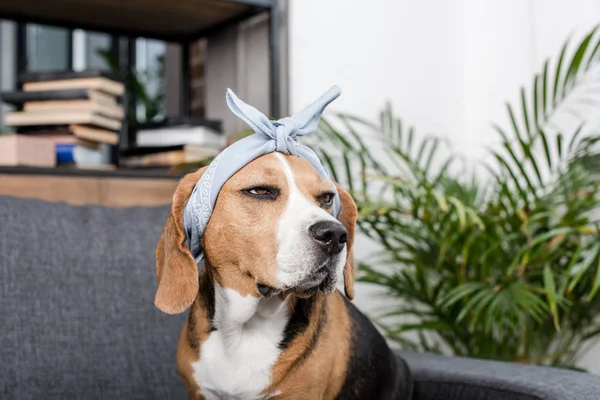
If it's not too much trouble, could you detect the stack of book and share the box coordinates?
[0,70,124,169]
[121,117,224,169]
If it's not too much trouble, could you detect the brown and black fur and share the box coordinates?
[176,274,413,400]
[155,158,413,399]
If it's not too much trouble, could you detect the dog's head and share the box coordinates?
[154,152,357,314]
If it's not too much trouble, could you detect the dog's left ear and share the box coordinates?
[155,167,207,315]
[334,182,358,300]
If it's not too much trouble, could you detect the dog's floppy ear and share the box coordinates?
[155,167,207,314]
[334,182,358,300]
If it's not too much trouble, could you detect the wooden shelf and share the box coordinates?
[0,0,274,43]
[0,166,187,206]
[0,165,187,179]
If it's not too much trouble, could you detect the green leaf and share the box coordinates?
[373,308,433,320]
[582,325,600,341]
[457,287,494,323]
[337,112,379,130]
[506,104,525,144]
[338,115,387,174]
[415,137,431,168]
[533,74,540,130]
[543,266,560,331]
[563,27,596,90]
[553,39,570,106]
[394,118,403,146]
[586,256,600,301]
[380,103,394,141]
[441,283,487,308]
[542,60,549,118]
[567,124,585,155]
[539,128,553,172]
[528,227,575,249]
[560,244,584,294]
[556,133,564,159]
[342,151,354,193]
[585,33,600,70]
[318,150,339,183]
[491,152,529,205]
[492,124,540,193]
[432,190,449,212]
[465,208,485,230]
[407,126,415,153]
[568,243,600,292]
[390,321,453,334]
[423,138,441,176]
[448,196,467,229]
[520,87,532,139]
[319,118,353,149]
[510,284,549,323]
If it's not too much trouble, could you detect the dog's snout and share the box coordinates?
[309,220,347,255]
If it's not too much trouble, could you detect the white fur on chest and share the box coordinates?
[192,284,289,400]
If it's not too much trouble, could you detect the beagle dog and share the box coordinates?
[154,152,413,399]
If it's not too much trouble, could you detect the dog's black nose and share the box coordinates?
[309,221,347,255]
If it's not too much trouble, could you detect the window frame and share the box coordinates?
[16,22,123,76]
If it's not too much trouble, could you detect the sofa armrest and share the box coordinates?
[396,350,600,400]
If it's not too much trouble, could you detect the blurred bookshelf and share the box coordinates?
[0,0,281,205]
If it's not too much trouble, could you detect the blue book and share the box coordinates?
[56,143,75,164]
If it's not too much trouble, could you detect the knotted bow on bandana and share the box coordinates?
[183,85,342,265]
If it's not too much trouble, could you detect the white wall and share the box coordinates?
[288,0,600,372]
[290,0,600,160]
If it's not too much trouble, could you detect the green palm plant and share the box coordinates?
[315,26,600,369]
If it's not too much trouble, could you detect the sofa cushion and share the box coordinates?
[399,350,600,400]
[0,196,187,399]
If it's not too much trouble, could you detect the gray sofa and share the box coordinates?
[1,195,599,400]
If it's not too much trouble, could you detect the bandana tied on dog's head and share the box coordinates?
[183,85,342,265]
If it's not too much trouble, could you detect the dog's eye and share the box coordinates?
[249,188,270,196]
[318,192,335,205]
[243,186,279,200]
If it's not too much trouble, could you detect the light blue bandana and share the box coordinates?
[183,85,342,264]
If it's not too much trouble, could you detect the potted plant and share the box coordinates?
[316,27,600,369]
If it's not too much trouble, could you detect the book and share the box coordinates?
[17,127,73,136]
[75,137,102,150]
[136,126,224,148]
[26,133,77,144]
[0,134,56,167]
[73,143,112,167]
[19,69,121,84]
[1,89,117,106]
[24,100,124,119]
[5,111,122,131]
[121,145,186,156]
[69,124,120,145]
[16,132,77,164]
[184,145,221,160]
[12,125,120,146]
[56,143,75,164]
[121,150,187,168]
[23,77,125,97]
[121,144,219,168]
[123,144,220,157]
[134,116,222,133]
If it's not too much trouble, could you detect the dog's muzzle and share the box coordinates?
[256,220,347,298]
